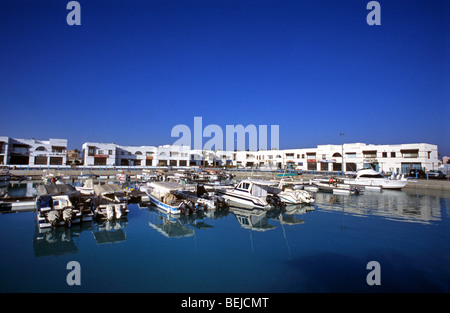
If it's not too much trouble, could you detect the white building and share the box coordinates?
[81,141,439,174]
[82,143,190,167]
[0,136,67,167]
[233,142,439,174]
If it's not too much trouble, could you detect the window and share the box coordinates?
[382,152,387,158]
[238,182,250,190]
[391,152,396,158]
[34,156,47,165]
[346,152,356,158]
[401,149,419,158]
[52,146,65,153]
[363,151,377,158]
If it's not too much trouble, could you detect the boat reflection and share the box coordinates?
[33,222,93,257]
[230,204,315,231]
[33,218,129,257]
[313,188,445,224]
[92,218,128,245]
[146,204,215,238]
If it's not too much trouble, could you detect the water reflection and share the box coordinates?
[313,189,446,224]
[146,206,214,238]
[33,218,129,257]
[33,222,93,257]
[92,219,128,245]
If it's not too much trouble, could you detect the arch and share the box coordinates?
[35,146,47,151]
[332,152,342,157]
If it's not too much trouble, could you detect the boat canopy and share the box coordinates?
[149,181,186,192]
[251,183,281,197]
[356,168,384,178]
[37,184,79,197]
[94,184,125,195]
[238,179,281,197]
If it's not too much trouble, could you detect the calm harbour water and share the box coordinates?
[0,184,449,293]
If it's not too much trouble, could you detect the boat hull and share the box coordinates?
[344,178,408,190]
[148,195,181,215]
[216,189,271,210]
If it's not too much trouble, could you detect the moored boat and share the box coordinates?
[93,184,129,220]
[344,168,409,190]
[144,181,204,215]
[35,184,94,230]
[215,179,284,210]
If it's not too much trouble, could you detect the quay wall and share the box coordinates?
[9,168,450,191]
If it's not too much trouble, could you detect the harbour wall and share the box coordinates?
[9,169,450,191]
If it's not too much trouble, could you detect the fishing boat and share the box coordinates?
[215,179,284,210]
[35,184,94,230]
[343,168,409,190]
[93,184,129,220]
[144,181,205,215]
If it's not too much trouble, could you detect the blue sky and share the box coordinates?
[0,0,448,155]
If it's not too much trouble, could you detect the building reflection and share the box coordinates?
[312,189,444,224]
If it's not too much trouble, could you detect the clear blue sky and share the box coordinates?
[1,0,448,155]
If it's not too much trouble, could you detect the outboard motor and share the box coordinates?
[62,207,74,226]
[115,204,122,219]
[106,205,115,220]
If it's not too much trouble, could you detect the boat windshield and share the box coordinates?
[359,174,384,178]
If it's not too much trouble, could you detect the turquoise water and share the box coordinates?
[0,187,449,293]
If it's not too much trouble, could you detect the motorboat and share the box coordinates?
[143,181,208,215]
[0,166,10,187]
[35,184,94,230]
[215,179,284,210]
[116,172,130,184]
[311,177,364,195]
[136,170,159,182]
[75,178,95,195]
[274,180,315,205]
[93,184,129,220]
[343,168,409,190]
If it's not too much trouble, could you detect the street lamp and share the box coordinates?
[340,133,344,174]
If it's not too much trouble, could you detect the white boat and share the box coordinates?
[275,180,315,205]
[136,170,159,182]
[93,184,129,220]
[0,166,10,187]
[116,172,129,184]
[311,177,364,195]
[35,184,94,230]
[75,178,95,195]
[144,181,200,215]
[344,168,409,190]
[215,179,284,210]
